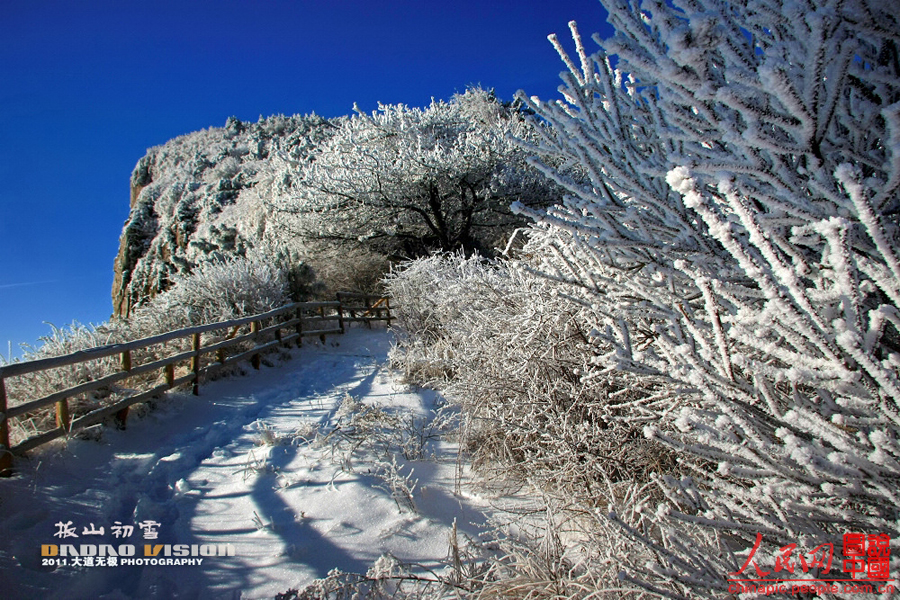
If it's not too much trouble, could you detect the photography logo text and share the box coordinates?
[40,519,235,568]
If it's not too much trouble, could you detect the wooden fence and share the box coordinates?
[0,292,392,475]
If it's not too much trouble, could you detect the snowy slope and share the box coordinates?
[0,329,491,599]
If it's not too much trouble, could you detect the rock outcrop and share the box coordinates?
[112,114,335,317]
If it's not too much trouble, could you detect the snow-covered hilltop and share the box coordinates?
[113,114,335,317]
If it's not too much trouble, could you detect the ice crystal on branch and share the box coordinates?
[509,0,900,596]
[390,0,900,597]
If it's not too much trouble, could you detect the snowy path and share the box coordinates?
[0,329,490,599]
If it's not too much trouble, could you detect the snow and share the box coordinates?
[0,329,491,599]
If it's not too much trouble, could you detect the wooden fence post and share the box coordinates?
[385,297,392,327]
[296,307,303,347]
[165,364,175,388]
[0,377,12,476]
[251,321,261,369]
[116,350,133,428]
[191,333,201,395]
[336,293,346,334]
[346,292,358,321]
[56,397,71,433]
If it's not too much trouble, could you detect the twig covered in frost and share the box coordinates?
[389,0,900,597]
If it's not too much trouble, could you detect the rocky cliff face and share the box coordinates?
[112,114,335,317]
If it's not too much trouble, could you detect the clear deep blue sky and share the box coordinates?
[0,0,611,359]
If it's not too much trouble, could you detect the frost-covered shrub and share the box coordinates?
[270,87,560,259]
[299,245,390,297]
[130,247,289,328]
[391,0,900,597]
[504,0,900,596]
[387,253,679,500]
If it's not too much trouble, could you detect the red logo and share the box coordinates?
[727,532,895,596]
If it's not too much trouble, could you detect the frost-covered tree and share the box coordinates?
[508,0,900,596]
[389,0,900,597]
[271,88,562,258]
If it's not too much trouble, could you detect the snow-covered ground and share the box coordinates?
[0,328,492,599]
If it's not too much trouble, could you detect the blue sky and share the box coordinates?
[0,0,611,359]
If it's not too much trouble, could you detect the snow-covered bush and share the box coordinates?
[387,253,678,500]
[129,247,288,329]
[509,0,900,594]
[297,245,390,297]
[391,0,900,596]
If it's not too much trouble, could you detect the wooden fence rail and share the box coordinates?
[0,294,392,475]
